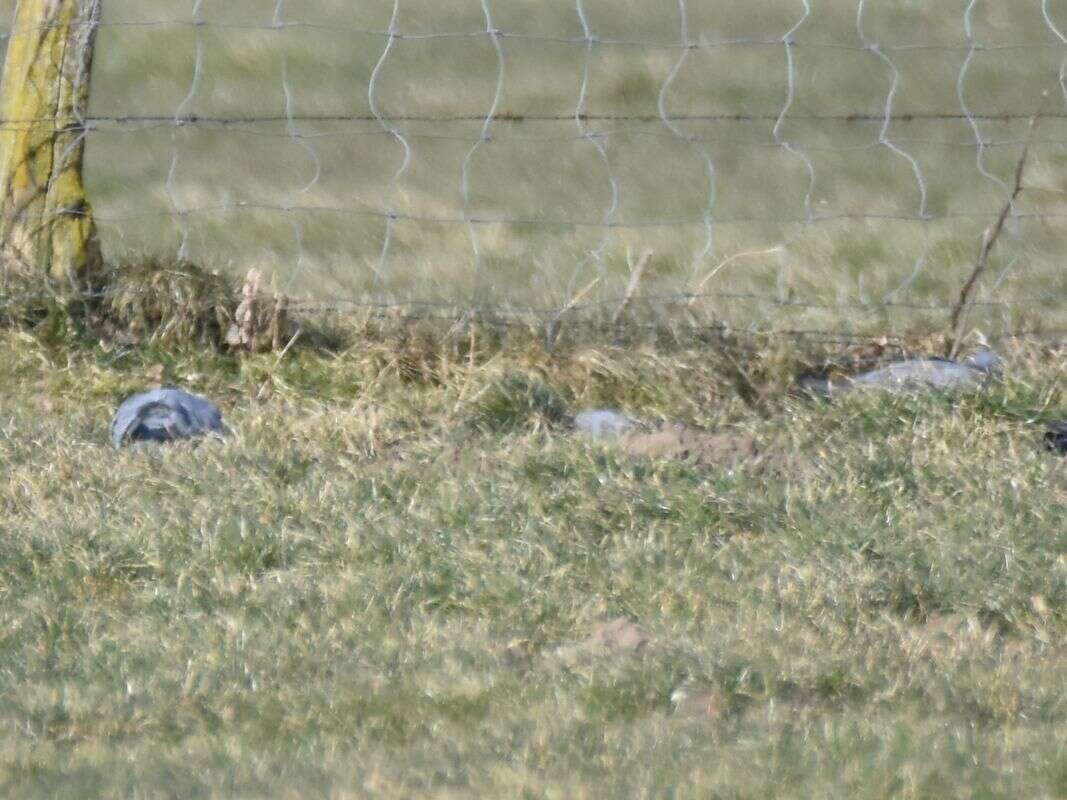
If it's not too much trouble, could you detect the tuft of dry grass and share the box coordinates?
[0,329,1064,797]
[102,259,235,347]
[0,258,326,355]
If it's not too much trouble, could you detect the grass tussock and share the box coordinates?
[102,258,234,346]
[465,372,571,433]
[2,258,331,353]
[0,330,1064,797]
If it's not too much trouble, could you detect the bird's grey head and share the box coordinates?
[962,348,1002,374]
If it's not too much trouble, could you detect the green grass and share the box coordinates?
[0,329,1065,797]
[2,1,1067,793]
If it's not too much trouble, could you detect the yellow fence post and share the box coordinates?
[0,0,102,294]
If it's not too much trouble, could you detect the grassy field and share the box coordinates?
[0,326,1065,797]
[2,2,1067,796]
[4,1,1067,333]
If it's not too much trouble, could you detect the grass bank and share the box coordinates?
[0,330,1065,797]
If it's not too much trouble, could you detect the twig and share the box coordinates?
[545,276,600,351]
[610,248,653,327]
[947,100,1044,358]
[274,325,302,362]
[269,293,289,352]
[692,245,784,295]
[717,345,764,411]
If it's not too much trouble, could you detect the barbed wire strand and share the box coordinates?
[22,203,1067,228]
[12,117,1067,152]
[9,19,1067,52]
[11,110,1067,128]
[1,281,1060,315]
[5,287,1067,355]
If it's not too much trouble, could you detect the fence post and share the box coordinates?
[0,0,102,294]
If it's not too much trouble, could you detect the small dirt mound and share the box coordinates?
[588,617,649,652]
[547,617,651,669]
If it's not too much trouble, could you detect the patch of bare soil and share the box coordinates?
[587,617,649,652]
[617,427,761,469]
[543,617,651,671]
[669,683,732,720]
[670,680,839,725]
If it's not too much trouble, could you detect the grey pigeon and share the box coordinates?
[574,409,639,440]
[110,388,227,449]
[1047,422,1067,454]
[800,348,1001,398]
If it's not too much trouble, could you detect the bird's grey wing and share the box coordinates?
[849,359,981,391]
[111,388,226,447]
[796,374,834,398]
[110,391,155,448]
[162,389,226,435]
[575,409,638,440]
[136,402,196,441]
[143,388,226,436]
[1047,422,1067,454]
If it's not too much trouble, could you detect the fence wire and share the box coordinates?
[2,2,1067,343]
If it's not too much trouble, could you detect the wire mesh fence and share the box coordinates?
[3,0,1067,343]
